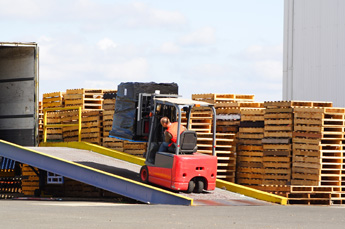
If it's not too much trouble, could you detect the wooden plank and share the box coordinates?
[264,132,293,138]
[264,126,293,131]
[262,138,291,144]
[264,113,293,119]
[263,151,291,156]
[263,144,291,151]
[292,137,321,145]
[292,132,322,139]
[238,127,264,133]
[265,119,293,125]
[293,144,321,151]
[263,157,291,163]
[294,126,322,132]
[264,108,294,113]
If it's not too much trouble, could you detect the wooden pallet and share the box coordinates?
[102,98,116,137]
[21,164,39,196]
[189,110,213,133]
[236,108,265,186]
[45,111,63,141]
[215,102,263,109]
[102,137,124,151]
[288,185,345,205]
[42,91,65,109]
[264,101,333,108]
[192,93,255,103]
[247,184,290,197]
[61,110,103,144]
[65,89,104,110]
[197,133,236,182]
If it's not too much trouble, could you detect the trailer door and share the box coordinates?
[0,43,39,146]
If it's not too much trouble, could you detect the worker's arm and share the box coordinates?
[164,131,172,143]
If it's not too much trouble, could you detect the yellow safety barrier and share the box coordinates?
[43,106,82,143]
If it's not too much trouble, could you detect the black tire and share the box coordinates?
[140,166,149,183]
[187,180,195,193]
[194,180,204,193]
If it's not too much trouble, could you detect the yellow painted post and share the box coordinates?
[43,109,47,143]
[78,106,82,142]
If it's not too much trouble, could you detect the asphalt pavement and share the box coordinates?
[1,199,344,229]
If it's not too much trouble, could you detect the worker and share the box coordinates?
[158,117,186,152]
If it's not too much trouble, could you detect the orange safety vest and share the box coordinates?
[166,122,186,145]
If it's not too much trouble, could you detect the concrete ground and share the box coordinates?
[1,199,344,229]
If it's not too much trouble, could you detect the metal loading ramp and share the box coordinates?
[0,140,193,205]
[1,140,287,206]
[40,142,287,205]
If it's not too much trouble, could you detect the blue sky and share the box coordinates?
[1,0,284,102]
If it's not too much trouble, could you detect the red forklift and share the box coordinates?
[139,97,218,193]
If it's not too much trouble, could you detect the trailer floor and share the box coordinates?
[29,147,271,206]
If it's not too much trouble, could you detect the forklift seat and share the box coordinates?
[179,130,198,154]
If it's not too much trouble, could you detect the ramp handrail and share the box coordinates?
[43,106,82,142]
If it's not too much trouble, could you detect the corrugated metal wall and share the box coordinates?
[283,0,345,107]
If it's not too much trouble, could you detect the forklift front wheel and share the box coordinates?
[187,180,195,193]
[140,166,149,183]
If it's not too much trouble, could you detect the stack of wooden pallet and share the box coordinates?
[63,178,101,198]
[102,137,124,151]
[291,107,324,186]
[65,89,103,110]
[197,133,236,182]
[288,106,345,205]
[123,141,147,157]
[319,107,344,187]
[192,93,255,104]
[236,108,265,186]
[262,101,295,186]
[38,101,44,142]
[188,108,213,133]
[288,186,344,205]
[192,93,259,134]
[61,110,103,145]
[0,177,21,199]
[261,101,332,187]
[192,93,262,183]
[45,110,63,141]
[42,91,65,109]
[102,91,117,138]
[21,164,39,196]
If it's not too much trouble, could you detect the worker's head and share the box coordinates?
[160,117,170,128]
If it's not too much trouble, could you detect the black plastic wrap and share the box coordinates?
[109,82,178,140]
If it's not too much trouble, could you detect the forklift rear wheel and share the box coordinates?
[194,180,204,193]
[140,166,149,183]
[187,180,195,193]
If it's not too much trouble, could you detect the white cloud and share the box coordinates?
[158,42,181,55]
[179,27,216,46]
[97,38,118,51]
[127,2,186,28]
[0,1,187,29]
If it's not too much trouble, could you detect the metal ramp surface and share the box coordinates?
[0,140,193,205]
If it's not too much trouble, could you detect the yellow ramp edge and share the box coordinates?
[40,141,287,205]
[216,180,288,205]
[40,141,146,166]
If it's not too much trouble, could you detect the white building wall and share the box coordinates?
[283,0,345,107]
